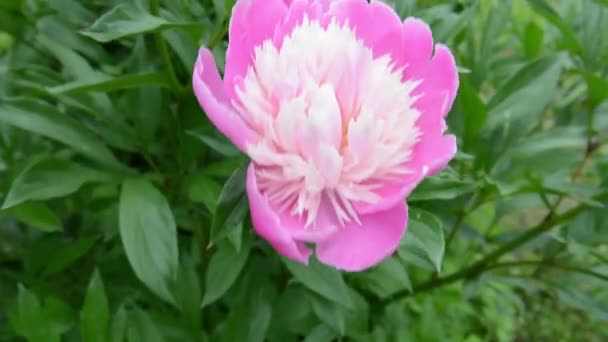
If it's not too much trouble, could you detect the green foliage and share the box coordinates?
[0,0,607,341]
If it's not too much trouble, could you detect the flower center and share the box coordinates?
[233,18,420,227]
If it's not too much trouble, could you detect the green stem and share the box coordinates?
[486,260,608,282]
[149,0,183,93]
[444,192,479,253]
[380,190,608,305]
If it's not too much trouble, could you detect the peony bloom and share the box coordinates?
[193,0,458,271]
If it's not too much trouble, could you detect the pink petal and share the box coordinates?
[408,45,459,175]
[409,45,459,121]
[246,163,312,263]
[401,18,434,73]
[316,202,408,271]
[329,0,404,65]
[274,0,330,47]
[224,0,288,99]
[354,35,458,215]
[247,164,341,264]
[193,48,256,152]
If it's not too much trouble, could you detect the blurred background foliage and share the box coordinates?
[0,0,607,341]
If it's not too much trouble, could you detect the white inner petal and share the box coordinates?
[234,17,421,227]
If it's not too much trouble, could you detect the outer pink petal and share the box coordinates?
[224,0,288,99]
[246,163,312,263]
[316,202,408,271]
[408,45,459,175]
[401,18,434,73]
[273,0,332,48]
[329,0,404,65]
[193,48,256,152]
[354,27,458,215]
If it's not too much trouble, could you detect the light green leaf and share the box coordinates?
[80,270,110,342]
[0,99,121,169]
[399,209,445,272]
[81,3,199,43]
[528,0,583,55]
[2,202,62,232]
[3,156,112,209]
[283,257,352,308]
[109,306,128,342]
[119,179,179,305]
[410,176,478,202]
[486,55,563,131]
[304,325,336,342]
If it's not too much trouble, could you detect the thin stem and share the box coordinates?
[149,0,183,93]
[207,19,229,50]
[380,190,608,305]
[445,192,479,252]
[487,260,608,282]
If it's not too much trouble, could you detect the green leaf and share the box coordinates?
[186,130,240,157]
[209,165,248,246]
[522,21,544,59]
[554,284,608,321]
[583,71,608,110]
[173,257,203,341]
[3,202,62,232]
[220,280,272,342]
[119,179,179,305]
[0,99,121,169]
[187,172,221,212]
[80,270,110,342]
[109,306,128,342]
[456,79,488,148]
[283,257,352,308]
[310,295,346,336]
[202,237,251,307]
[409,176,478,202]
[399,209,445,272]
[354,257,412,297]
[3,156,112,209]
[81,3,199,43]
[43,236,97,277]
[304,325,336,342]
[9,285,61,342]
[128,309,166,342]
[48,72,171,94]
[486,55,563,131]
[528,0,583,55]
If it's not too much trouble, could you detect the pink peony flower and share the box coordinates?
[193,0,458,271]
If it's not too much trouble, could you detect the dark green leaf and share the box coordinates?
[202,237,251,307]
[209,165,248,245]
[399,209,445,272]
[81,3,199,43]
[0,99,121,168]
[48,72,171,94]
[3,156,112,209]
[43,237,97,277]
[119,179,178,305]
[283,257,352,308]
